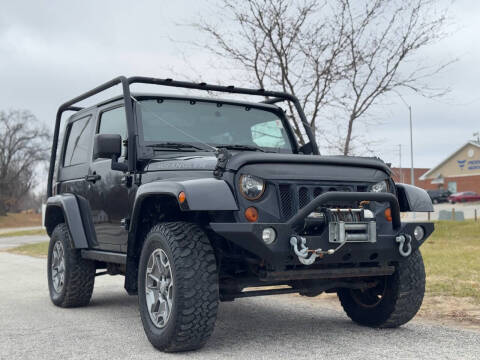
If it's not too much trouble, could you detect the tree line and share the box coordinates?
[0,110,50,216]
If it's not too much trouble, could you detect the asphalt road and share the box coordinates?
[0,234,48,250]
[0,226,43,235]
[1,252,479,360]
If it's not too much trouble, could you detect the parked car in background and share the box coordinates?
[427,189,451,204]
[448,191,480,204]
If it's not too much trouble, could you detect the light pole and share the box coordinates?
[397,144,404,183]
[408,105,414,186]
[395,92,415,186]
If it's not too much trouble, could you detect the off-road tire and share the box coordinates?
[47,223,95,307]
[337,250,425,328]
[138,222,219,352]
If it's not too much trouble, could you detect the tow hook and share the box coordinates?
[395,234,412,257]
[290,236,344,265]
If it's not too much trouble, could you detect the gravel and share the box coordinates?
[1,252,479,360]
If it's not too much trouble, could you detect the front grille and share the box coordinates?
[277,183,366,220]
[279,184,294,219]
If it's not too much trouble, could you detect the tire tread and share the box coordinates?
[49,223,95,307]
[338,250,425,328]
[142,222,218,352]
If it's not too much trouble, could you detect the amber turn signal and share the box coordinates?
[245,207,259,222]
[384,208,392,222]
[178,191,186,204]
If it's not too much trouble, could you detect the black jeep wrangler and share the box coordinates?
[45,76,434,352]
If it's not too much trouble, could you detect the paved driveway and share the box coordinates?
[0,252,479,360]
[0,226,43,235]
[0,234,48,250]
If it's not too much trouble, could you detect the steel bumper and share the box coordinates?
[209,191,434,267]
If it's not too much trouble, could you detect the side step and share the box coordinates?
[81,250,127,265]
[260,266,395,282]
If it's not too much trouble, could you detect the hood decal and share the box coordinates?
[146,156,217,171]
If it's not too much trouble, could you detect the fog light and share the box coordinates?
[262,227,276,245]
[413,226,425,241]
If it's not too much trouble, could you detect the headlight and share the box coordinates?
[239,174,265,200]
[369,180,388,192]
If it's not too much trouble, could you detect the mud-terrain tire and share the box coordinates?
[47,223,95,307]
[337,250,425,328]
[138,222,219,352]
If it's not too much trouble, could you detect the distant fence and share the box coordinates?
[401,204,479,222]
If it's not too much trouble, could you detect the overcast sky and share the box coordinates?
[1,0,479,172]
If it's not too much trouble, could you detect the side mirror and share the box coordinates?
[298,142,314,155]
[93,134,128,171]
[93,134,121,159]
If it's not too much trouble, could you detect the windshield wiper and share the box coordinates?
[146,142,212,152]
[216,144,266,152]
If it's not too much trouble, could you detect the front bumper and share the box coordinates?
[210,191,434,267]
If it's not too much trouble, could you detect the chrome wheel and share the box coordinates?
[145,249,174,328]
[51,241,65,292]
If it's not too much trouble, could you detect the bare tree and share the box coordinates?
[194,0,347,144]
[0,110,50,216]
[193,0,452,154]
[334,0,453,155]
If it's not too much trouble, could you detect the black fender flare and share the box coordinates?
[128,177,238,234]
[396,183,434,212]
[44,194,93,248]
[124,177,238,295]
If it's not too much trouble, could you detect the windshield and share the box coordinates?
[138,99,294,153]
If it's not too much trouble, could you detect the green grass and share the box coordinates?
[6,241,49,257]
[422,220,480,302]
[0,229,46,238]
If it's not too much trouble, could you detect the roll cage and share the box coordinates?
[47,76,320,197]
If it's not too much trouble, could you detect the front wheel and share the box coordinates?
[138,222,219,352]
[337,250,425,328]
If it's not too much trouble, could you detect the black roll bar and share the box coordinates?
[47,76,319,197]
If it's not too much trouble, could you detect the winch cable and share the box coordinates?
[290,236,348,265]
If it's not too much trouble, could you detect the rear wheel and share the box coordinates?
[337,250,425,328]
[47,223,95,307]
[138,222,219,352]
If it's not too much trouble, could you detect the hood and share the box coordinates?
[226,152,391,174]
[144,152,391,175]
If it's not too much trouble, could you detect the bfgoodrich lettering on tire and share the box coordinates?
[337,250,425,328]
[138,222,219,352]
[47,223,96,307]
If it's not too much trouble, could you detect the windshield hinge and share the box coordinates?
[214,148,231,178]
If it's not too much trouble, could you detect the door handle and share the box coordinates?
[85,173,101,183]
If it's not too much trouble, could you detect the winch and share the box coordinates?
[290,208,377,265]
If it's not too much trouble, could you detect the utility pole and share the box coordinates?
[398,144,403,183]
[409,106,414,186]
[394,92,415,186]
